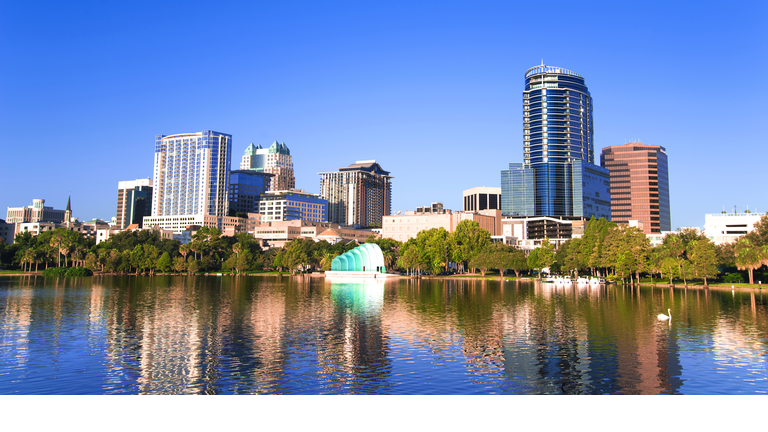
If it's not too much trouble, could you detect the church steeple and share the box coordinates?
[64,194,72,223]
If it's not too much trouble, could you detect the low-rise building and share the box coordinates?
[0,219,15,245]
[381,209,498,242]
[15,219,106,241]
[259,189,328,223]
[142,214,246,235]
[96,224,175,245]
[6,198,67,224]
[501,216,587,250]
[704,211,767,245]
[252,220,376,248]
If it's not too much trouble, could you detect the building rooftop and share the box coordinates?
[334,160,391,176]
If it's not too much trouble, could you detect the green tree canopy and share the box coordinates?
[449,220,491,273]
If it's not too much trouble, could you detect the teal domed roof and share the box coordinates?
[331,243,386,273]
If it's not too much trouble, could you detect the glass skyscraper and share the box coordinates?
[228,170,273,216]
[502,64,610,219]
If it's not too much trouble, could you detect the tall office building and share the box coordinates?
[601,142,671,233]
[502,64,610,219]
[240,141,295,191]
[228,170,273,216]
[319,160,392,227]
[116,179,153,229]
[144,130,234,233]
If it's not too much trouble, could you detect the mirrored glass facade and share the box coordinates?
[502,65,610,219]
[228,170,273,216]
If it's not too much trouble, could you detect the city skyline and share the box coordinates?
[1,1,766,230]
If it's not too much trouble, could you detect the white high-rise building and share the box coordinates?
[144,131,235,233]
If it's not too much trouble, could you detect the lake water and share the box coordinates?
[1,275,766,395]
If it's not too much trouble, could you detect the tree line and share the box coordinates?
[2,216,767,284]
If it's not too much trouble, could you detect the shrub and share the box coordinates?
[42,267,93,277]
[65,267,93,277]
[723,272,744,283]
[42,267,68,277]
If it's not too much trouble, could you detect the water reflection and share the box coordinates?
[320,279,390,393]
[0,276,767,394]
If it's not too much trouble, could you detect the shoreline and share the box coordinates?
[1,272,763,291]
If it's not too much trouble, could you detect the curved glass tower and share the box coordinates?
[502,64,610,219]
[523,65,593,166]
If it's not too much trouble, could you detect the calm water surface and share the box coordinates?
[1,275,766,395]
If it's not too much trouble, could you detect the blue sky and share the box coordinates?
[1,0,766,229]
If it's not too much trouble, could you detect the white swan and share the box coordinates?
[657,308,671,321]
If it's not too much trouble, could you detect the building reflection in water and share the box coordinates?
[495,282,684,394]
[320,278,391,393]
[243,276,289,393]
[0,276,34,374]
[3,275,767,394]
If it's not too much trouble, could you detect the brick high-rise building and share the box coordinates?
[319,160,392,227]
[600,142,671,233]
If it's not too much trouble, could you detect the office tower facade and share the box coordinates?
[259,189,328,223]
[116,179,153,229]
[228,170,273,216]
[144,131,233,233]
[240,141,295,191]
[502,64,610,219]
[319,160,392,227]
[600,142,671,233]
[463,187,501,212]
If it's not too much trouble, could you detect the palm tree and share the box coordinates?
[320,251,337,271]
[32,246,44,272]
[50,230,68,267]
[21,249,35,272]
[735,237,765,285]
[179,243,190,260]
[232,242,242,259]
